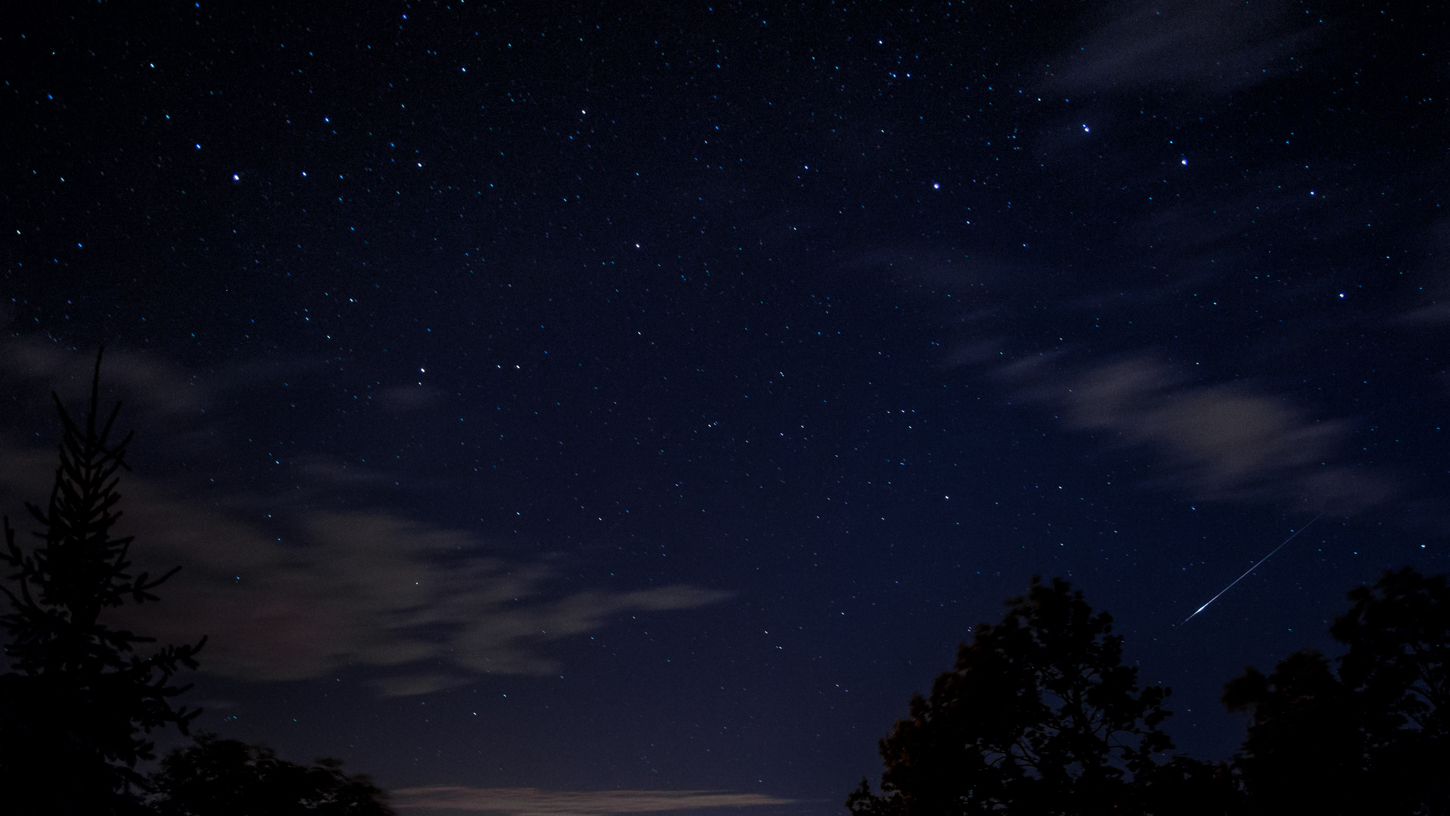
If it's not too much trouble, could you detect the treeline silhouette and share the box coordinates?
[848,571,1450,815]
[0,351,392,814]
[7,352,1446,815]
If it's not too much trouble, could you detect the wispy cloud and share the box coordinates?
[376,384,447,413]
[93,499,730,690]
[872,247,1388,514]
[1003,354,1387,510]
[0,337,205,414]
[1048,0,1320,94]
[390,786,795,815]
[1394,217,1450,327]
[0,343,732,694]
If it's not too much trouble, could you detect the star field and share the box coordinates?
[4,1,1449,813]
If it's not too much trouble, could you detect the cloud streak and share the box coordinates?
[1004,354,1387,510]
[97,501,731,690]
[0,343,732,694]
[390,786,795,815]
[1049,0,1320,94]
[0,337,205,415]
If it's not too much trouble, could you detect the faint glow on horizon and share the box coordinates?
[390,786,796,814]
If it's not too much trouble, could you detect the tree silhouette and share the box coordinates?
[0,349,205,814]
[1333,567,1450,813]
[1225,567,1450,815]
[847,576,1180,816]
[1222,649,1363,815]
[148,732,395,816]
[1127,755,1242,816]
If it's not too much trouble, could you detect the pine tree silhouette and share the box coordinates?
[0,348,206,814]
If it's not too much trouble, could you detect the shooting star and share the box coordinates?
[1181,512,1324,625]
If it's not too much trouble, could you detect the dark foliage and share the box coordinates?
[148,733,395,816]
[1222,649,1364,815]
[851,566,1450,816]
[1333,566,1450,813]
[847,576,1187,816]
[1226,567,1450,815]
[1127,755,1243,816]
[0,350,205,814]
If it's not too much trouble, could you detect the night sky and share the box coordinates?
[4,1,1448,813]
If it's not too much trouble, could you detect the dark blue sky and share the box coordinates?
[4,1,1448,813]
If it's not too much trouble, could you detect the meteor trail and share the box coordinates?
[1181,512,1324,625]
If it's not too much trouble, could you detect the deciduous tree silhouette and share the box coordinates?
[847,576,1185,816]
[0,349,205,814]
[1225,567,1450,815]
[1333,566,1450,813]
[1222,649,1363,815]
[1127,755,1242,816]
[148,732,395,816]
